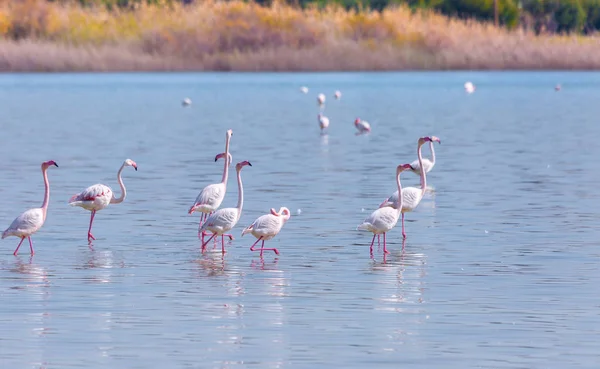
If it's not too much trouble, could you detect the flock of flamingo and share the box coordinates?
[1,88,441,258]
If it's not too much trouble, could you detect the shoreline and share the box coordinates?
[1,1,600,72]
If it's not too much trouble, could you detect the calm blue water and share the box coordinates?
[0,72,599,368]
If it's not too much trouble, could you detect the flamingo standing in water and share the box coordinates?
[199,161,252,253]
[358,164,412,254]
[189,129,233,241]
[408,136,441,182]
[379,136,440,238]
[242,207,291,256]
[68,159,138,243]
[334,90,342,100]
[2,160,58,255]
[317,93,326,106]
[354,118,371,134]
[464,82,475,94]
[318,114,330,133]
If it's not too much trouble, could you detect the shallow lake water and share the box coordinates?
[0,72,599,368]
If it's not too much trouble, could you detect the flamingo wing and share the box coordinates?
[3,208,44,237]
[200,207,238,233]
[194,183,226,209]
[402,186,423,211]
[358,207,399,233]
[70,184,112,203]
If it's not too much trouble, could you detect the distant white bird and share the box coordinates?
[69,159,138,243]
[318,113,330,132]
[354,118,371,134]
[242,207,291,256]
[408,136,441,178]
[555,84,561,91]
[379,136,441,238]
[300,86,309,94]
[334,90,342,100]
[189,129,234,242]
[2,160,59,256]
[199,161,252,253]
[317,93,326,106]
[182,98,192,106]
[464,82,475,94]
[358,164,412,254]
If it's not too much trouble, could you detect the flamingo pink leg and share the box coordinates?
[13,237,25,256]
[28,237,34,255]
[401,213,406,239]
[383,232,390,254]
[88,210,97,242]
[250,238,279,256]
[201,233,216,252]
[249,238,261,252]
[369,234,376,254]
[198,213,206,239]
[221,234,226,254]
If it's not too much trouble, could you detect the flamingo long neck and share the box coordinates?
[41,167,51,220]
[235,169,244,221]
[395,171,404,214]
[429,141,436,166]
[111,163,127,204]
[221,135,231,184]
[418,142,427,196]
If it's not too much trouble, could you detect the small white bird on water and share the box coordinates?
[318,113,330,132]
[334,90,342,100]
[354,118,371,134]
[317,93,326,106]
[464,82,475,94]
[242,207,291,256]
[182,98,192,106]
[300,86,309,94]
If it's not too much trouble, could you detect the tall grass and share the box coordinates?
[0,0,598,71]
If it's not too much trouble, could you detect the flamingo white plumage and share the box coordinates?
[68,159,138,243]
[317,93,326,106]
[300,86,309,94]
[242,207,291,256]
[189,129,233,241]
[354,118,371,134]
[318,113,330,132]
[378,136,440,238]
[464,81,475,94]
[358,164,412,254]
[334,90,342,100]
[199,160,252,253]
[2,160,58,255]
[408,136,441,178]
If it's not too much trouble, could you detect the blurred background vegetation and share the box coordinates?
[44,0,600,35]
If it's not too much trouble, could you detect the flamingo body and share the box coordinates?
[334,90,342,100]
[317,93,326,105]
[189,183,226,214]
[465,82,475,93]
[357,206,400,234]
[69,184,113,211]
[354,118,371,134]
[318,114,330,131]
[379,186,423,212]
[409,158,433,175]
[2,208,44,239]
[242,207,290,256]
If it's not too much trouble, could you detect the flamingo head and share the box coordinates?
[271,207,291,221]
[397,163,413,174]
[42,160,59,170]
[419,136,441,146]
[236,161,252,171]
[354,118,360,125]
[215,152,233,165]
[124,158,138,171]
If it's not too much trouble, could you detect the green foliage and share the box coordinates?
[554,0,586,33]
[435,0,520,28]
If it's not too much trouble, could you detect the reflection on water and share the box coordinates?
[1,72,600,368]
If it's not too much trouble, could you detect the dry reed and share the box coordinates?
[0,0,598,71]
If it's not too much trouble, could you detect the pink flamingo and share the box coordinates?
[358,164,412,254]
[2,160,58,255]
[354,118,371,134]
[242,207,291,256]
[68,159,138,243]
[199,161,252,253]
[379,136,440,238]
[318,114,329,133]
[408,136,441,182]
[189,129,233,241]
